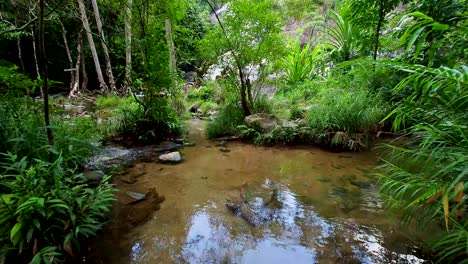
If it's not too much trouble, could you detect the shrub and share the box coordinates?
[289,105,305,120]
[0,65,35,95]
[96,95,124,109]
[253,96,273,114]
[206,102,244,139]
[306,87,387,133]
[0,153,114,263]
[376,63,468,263]
[187,82,217,102]
[0,98,99,167]
[282,39,323,84]
[107,96,183,144]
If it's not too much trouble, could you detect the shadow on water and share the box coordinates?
[88,120,431,264]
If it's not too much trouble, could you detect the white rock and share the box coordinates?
[158,151,182,164]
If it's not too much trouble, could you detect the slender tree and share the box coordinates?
[39,0,54,145]
[77,0,108,92]
[165,17,177,89]
[80,36,89,91]
[90,0,117,93]
[124,0,132,91]
[203,0,285,116]
[59,20,76,92]
[70,28,84,97]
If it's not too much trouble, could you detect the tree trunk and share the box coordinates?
[77,0,108,93]
[373,0,385,61]
[31,28,45,97]
[237,63,251,116]
[39,0,54,145]
[70,29,84,97]
[59,20,75,92]
[124,0,132,93]
[81,39,89,91]
[31,29,40,79]
[17,38,25,72]
[165,18,177,89]
[91,0,117,93]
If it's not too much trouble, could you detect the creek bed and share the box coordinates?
[89,120,431,264]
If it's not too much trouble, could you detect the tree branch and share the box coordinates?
[0,0,69,35]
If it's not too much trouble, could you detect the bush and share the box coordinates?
[107,96,183,144]
[282,39,322,84]
[96,95,125,109]
[187,82,217,102]
[306,87,387,133]
[0,65,36,95]
[0,153,114,263]
[289,105,305,120]
[0,98,99,167]
[253,96,273,114]
[206,102,244,139]
[376,64,468,263]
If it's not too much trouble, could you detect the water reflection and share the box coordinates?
[175,181,425,263]
[96,120,428,264]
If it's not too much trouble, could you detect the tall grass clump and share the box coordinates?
[306,86,387,133]
[206,101,244,139]
[376,63,468,263]
[0,98,98,167]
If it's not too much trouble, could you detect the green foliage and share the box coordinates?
[0,154,114,263]
[399,12,449,62]
[253,96,273,114]
[306,86,387,133]
[325,4,361,62]
[187,84,216,102]
[282,39,323,84]
[175,3,209,70]
[0,66,36,95]
[0,98,99,167]
[200,0,286,114]
[289,105,305,120]
[96,95,126,110]
[206,102,244,139]
[107,96,183,144]
[376,62,468,262]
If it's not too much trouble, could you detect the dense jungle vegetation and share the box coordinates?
[0,0,467,263]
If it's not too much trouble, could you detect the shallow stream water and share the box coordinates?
[92,120,429,264]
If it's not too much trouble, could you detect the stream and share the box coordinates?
[89,120,430,264]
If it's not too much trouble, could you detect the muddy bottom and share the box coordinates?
[89,120,431,264]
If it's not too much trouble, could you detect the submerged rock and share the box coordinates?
[158,151,182,164]
[125,191,146,204]
[83,171,104,185]
[120,174,137,184]
[174,138,184,145]
[189,104,200,113]
[244,113,278,132]
[225,181,282,227]
[219,147,231,153]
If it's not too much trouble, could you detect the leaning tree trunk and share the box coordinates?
[39,0,54,145]
[70,29,84,97]
[59,20,76,92]
[77,0,108,93]
[165,18,177,89]
[124,0,133,92]
[91,0,117,93]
